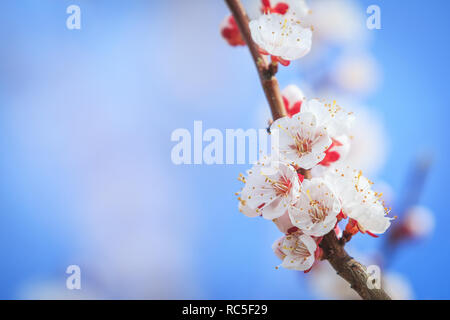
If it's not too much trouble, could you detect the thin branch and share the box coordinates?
[321,231,392,300]
[224,0,391,300]
[298,168,312,179]
[224,0,286,121]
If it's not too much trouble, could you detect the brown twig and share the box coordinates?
[298,168,312,180]
[321,231,392,300]
[224,0,286,121]
[224,0,391,300]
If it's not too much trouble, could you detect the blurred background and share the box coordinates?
[0,0,448,299]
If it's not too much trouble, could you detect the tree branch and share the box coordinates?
[224,0,286,121]
[321,231,392,300]
[224,0,391,300]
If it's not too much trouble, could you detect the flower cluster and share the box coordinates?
[278,86,354,170]
[223,0,393,273]
[237,86,392,272]
[220,0,312,66]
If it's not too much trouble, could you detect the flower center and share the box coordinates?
[293,242,310,258]
[306,190,329,224]
[272,175,292,197]
[308,201,328,223]
[290,133,312,156]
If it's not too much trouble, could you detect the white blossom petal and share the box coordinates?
[271,113,332,169]
[324,166,392,234]
[238,157,301,220]
[272,236,286,260]
[238,201,259,218]
[273,210,297,234]
[279,233,316,271]
[301,99,355,136]
[249,13,312,61]
[289,178,341,237]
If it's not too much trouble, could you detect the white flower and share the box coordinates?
[271,112,332,169]
[289,178,341,236]
[300,99,355,137]
[279,94,354,168]
[325,166,392,234]
[249,13,312,61]
[272,232,317,271]
[238,157,301,220]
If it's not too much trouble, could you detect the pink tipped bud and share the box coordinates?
[220,15,245,47]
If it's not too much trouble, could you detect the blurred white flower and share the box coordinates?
[344,106,389,177]
[289,178,341,236]
[249,13,312,62]
[383,272,414,300]
[403,205,435,238]
[331,53,381,95]
[305,0,367,45]
[309,259,360,299]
